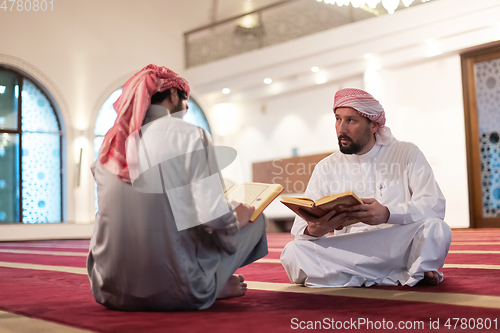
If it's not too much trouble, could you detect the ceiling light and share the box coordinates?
[315,0,432,14]
[350,0,363,8]
[222,88,231,94]
[316,76,327,84]
[367,61,381,71]
[264,78,273,84]
[425,40,442,57]
[382,0,399,14]
[311,66,320,72]
[364,53,373,60]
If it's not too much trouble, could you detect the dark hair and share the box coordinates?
[151,88,188,105]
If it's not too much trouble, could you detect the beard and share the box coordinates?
[338,127,372,155]
[170,98,187,115]
[338,135,362,154]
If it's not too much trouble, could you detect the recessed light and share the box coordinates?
[316,76,327,84]
[364,53,373,60]
[311,66,319,73]
[222,88,231,94]
[264,78,272,84]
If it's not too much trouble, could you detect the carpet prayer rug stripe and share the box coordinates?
[4,262,499,310]
[0,244,89,250]
[0,253,89,267]
[1,254,500,305]
[1,266,500,333]
[246,281,500,309]
[0,310,93,333]
[0,261,87,274]
[1,262,500,310]
[1,230,500,333]
[0,249,88,256]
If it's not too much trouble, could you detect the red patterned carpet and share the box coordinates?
[1,229,500,332]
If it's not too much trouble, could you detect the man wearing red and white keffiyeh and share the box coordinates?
[281,88,452,288]
[88,65,268,311]
[98,64,191,182]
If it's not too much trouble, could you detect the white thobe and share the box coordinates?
[280,140,452,287]
[87,105,268,311]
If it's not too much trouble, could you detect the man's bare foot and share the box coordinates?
[217,274,247,299]
[419,271,440,286]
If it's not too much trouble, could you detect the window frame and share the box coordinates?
[0,65,64,224]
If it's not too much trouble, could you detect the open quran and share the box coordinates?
[224,179,283,222]
[280,191,363,227]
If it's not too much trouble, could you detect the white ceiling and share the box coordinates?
[184,0,500,105]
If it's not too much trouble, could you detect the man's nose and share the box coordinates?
[338,120,348,133]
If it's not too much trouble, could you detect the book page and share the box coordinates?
[316,191,362,206]
[227,182,283,221]
[281,197,315,207]
[227,183,268,204]
[223,178,238,195]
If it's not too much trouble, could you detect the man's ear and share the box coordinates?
[371,121,380,135]
[169,87,178,103]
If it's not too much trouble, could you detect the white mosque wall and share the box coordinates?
[368,56,469,228]
[186,0,500,228]
[1,0,498,237]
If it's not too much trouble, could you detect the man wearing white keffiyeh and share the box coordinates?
[280,88,452,288]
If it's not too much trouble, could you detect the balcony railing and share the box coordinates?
[184,0,432,68]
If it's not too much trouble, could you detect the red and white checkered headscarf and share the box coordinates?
[98,64,191,182]
[333,87,394,144]
[333,88,386,126]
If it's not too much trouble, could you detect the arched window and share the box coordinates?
[94,88,211,159]
[0,67,63,224]
[184,98,211,134]
[93,88,212,210]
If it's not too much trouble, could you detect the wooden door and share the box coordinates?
[462,43,500,228]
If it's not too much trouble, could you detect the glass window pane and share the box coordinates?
[93,136,105,213]
[94,89,121,136]
[21,133,61,223]
[0,71,19,131]
[21,79,59,133]
[474,58,500,218]
[94,136,104,161]
[185,98,211,134]
[93,88,122,214]
[0,133,20,223]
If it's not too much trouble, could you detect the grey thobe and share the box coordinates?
[87,105,268,311]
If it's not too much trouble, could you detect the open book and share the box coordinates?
[280,191,363,227]
[224,179,284,222]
